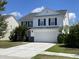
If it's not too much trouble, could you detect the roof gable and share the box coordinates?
[35,8,61,17]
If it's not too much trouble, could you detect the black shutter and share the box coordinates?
[38,19,40,26]
[26,21,27,26]
[49,18,50,25]
[44,19,46,26]
[55,18,57,25]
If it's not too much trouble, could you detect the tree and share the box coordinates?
[0,16,7,37]
[64,24,79,48]
[9,26,28,41]
[0,0,7,37]
[0,0,7,12]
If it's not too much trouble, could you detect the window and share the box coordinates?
[28,21,33,27]
[40,20,44,26]
[49,18,57,25]
[23,21,33,27]
[21,21,23,25]
[38,19,46,26]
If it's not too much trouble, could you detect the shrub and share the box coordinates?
[57,34,66,43]
[64,24,79,48]
[9,25,28,42]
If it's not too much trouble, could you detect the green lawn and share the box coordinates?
[32,54,78,59]
[46,44,79,54]
[0,40,28,48]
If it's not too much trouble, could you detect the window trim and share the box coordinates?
[49,18,57,25]
[38,19,46,26]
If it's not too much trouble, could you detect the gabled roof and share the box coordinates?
[20,8,67,21]
[56,10,67,15]
[38,8,67,15]
[19,13,38,21]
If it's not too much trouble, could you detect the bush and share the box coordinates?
[9,25,28,42]
[57,34,66,43]
[64,24,79,48]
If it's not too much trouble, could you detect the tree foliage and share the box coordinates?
[64,24,79,48]
[0,0,7,37]
[0,0,7,11]
[0,16,7,37]
[9,26,28,41]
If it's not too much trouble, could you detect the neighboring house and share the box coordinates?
[19,8,69,42]
[1,15,19,40]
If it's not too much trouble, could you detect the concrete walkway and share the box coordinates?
[0,48,4,51]
[41,51,79,58]
[0,43,55,59]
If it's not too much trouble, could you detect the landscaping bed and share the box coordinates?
[32,54,78,59]
[0,40,28,48]
[46,44,79,54]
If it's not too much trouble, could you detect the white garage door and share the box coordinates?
[31,28,59,43]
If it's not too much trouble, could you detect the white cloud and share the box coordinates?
[32,6,45,13]
[2,14,7,15]
[69,13,76,20]
[10,12,23,17]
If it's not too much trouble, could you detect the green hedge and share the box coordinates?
[65,24,79,48]
[64,25,79,48]
[58,24,79,48]
[57,34,66,43]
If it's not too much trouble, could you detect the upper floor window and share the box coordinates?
[28,21,33,27]
[38,19,46,26]
[21,21,23,25]
[22,21,33,27]
[49,18,57,25]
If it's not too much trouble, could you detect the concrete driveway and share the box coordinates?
[0,43,55,59]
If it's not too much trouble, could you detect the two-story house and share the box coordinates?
[19,8,69,42]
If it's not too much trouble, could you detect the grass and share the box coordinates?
[32,54,78,59]
[46,44,79,54]
[0,40,28,48]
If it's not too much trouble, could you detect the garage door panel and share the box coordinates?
[31,29,59,43]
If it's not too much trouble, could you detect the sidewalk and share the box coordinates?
[40,51,79,58]
[0,55,27,59]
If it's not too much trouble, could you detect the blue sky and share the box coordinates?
[3,0,79,24]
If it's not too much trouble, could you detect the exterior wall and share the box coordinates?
[31,28,59,42]
[19,9,69,42]
[33,15,64,27]
[62,12,69,34]
[63,12,69,26]
[31,13,65,42]
[1,16,19,40]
